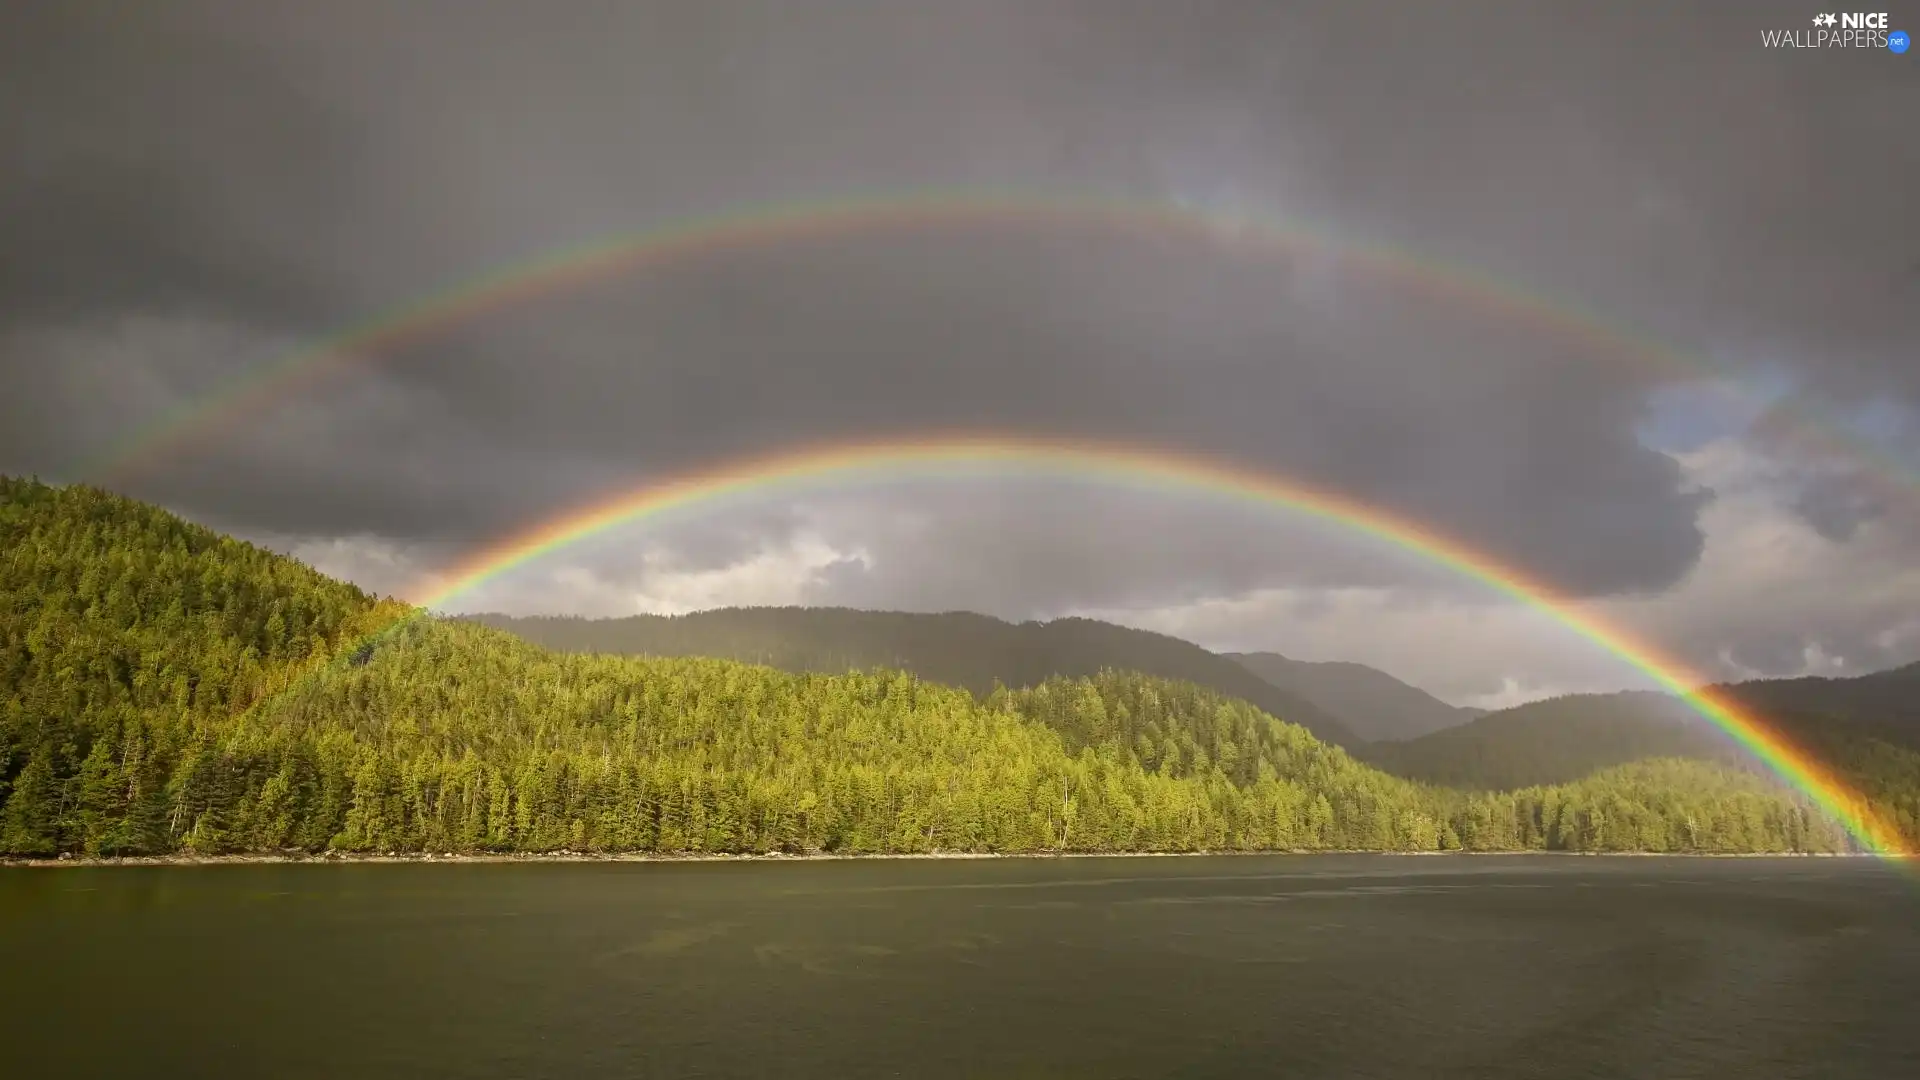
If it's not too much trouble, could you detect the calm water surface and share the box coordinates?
[2,855,1916,1079]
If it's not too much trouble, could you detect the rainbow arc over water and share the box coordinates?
[356,434,1908,858]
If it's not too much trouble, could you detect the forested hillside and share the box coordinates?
[1359,692,1731,789]
[0,477,408,854]
[1732,664,1920,752]
[0,478,1903,857]
[6,613,1858,858]
[1231,651,1480,741]
[472,609,1364,747]
[1363,682,1920,846]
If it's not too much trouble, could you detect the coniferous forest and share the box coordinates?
[3,476,1912,859]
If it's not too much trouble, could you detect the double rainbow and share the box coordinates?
[78,188,1907,857]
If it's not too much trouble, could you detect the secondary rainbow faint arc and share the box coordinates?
[83,189,1920,497]
[394,434,1907,857]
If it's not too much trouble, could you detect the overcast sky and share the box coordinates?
[3,2,1916,707]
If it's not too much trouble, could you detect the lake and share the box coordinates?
[2,855,1915,1079]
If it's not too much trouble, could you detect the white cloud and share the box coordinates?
[625,537,869,616]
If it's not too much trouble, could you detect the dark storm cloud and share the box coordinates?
[0,8,379,328]
[0,1,1912,632]
[1790,473,1887,544]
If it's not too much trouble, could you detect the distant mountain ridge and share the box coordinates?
[1358,691,1721,790]
[1229,652,1482,742]
[468,608,1366,748]
[1719,663,1920,750]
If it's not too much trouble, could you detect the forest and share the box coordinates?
[471,608,1362,746]
[2,476,1910,858]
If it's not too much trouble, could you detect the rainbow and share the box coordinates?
[373,434,1907,857]
[82,189,1919,499]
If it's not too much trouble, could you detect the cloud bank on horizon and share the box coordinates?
[2,1,1915,706]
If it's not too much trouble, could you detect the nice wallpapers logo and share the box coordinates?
[1761,11,1909,49]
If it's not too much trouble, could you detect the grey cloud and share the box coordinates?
[1722,633,1824,679]
[429,480,1483,621]
[1745,400,1920,541]
[790,482,1475,616]
[0,0,1913,655]
[1047,437,1920,700]
[1790,475,1886,544]
[287,438,1920,708]
[0,8,377,328]
[19,222,1711,596]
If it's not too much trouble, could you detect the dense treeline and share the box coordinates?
[471,608,1362,747]
[3,616,1858,858]
[0,478,1893,857]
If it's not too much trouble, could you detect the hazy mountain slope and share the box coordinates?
[472,609,1365,748]
[1358,691,1735,789]
[1230,651,1482,742]
[1732,663,1920,751]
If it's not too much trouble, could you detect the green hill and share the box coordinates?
[1730,664,1920,752]
[1358,691,1728,789]
[0,476,405,855]
[470,609,1366,748]
[0,477,1897,857]
[1361,676,1920,845]
[1230,651,1481,741]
